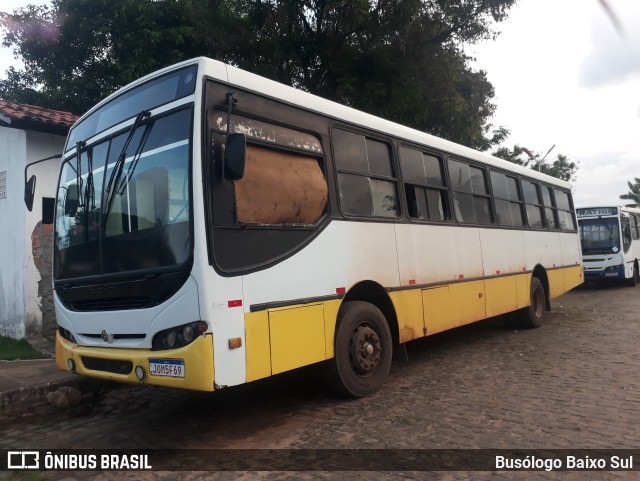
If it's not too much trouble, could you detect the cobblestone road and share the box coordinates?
[2,283,639,480]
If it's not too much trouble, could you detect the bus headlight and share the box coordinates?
[605,264,623,271]
[59,327,77,344]
[152,321,209,350]
[182,325,194,342]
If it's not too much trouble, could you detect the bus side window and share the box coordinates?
[522,180,544,229]
[553,188,576,231]
[631,214,639,240]
[541,186,558,230]
[448,159,493,225]
[333,128,399,218]
[399,146,449,222]
[622,216,632,252]
[490,171,524,227]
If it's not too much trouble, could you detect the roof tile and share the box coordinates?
[0,100,78,129]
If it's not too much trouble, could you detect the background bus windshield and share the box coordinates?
[579,218,620,255]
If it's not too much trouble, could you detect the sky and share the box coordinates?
[468,0,640,207]
[1,0,639,207]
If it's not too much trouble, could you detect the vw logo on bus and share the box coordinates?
[101,330,113,343]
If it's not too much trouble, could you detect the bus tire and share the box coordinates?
[328,301,392,398]
[510,277,546,329]
[626,263,638,287]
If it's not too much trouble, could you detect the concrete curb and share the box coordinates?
[0,376,106,418]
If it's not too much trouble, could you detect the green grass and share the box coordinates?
[0,335,49,360]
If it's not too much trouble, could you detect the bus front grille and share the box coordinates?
[81,356,133,375]
[70,297,150,312]
[81,333,146,340]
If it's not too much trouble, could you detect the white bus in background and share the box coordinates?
[25,58,583,398]
[577,206,640,286]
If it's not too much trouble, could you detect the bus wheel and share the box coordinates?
[626,263,639,287]
[328,301,392,398]
[510,277,546,329]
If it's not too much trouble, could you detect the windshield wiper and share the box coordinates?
[75,141,84,209]
[78,141,95,213]
[104,110,150,218]
[117,119,153,196]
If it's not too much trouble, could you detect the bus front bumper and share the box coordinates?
[55,331,215,392]
[583,265,625,280]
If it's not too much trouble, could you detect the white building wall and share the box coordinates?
[24,131,65,337]
[0,126,66,339]
[0,126,27,338]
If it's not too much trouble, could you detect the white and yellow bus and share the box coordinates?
[34,58,582,397]
[577,206,640,285]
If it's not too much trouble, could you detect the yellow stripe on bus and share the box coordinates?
[244,266,582,383]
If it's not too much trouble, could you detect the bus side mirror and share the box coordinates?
[224,133,246,181]
[25,175,36,211]
[64,184,79,217]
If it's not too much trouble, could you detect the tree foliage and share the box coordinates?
[493,144,578,183]
[620,178,640,207]
[1,0,515,150]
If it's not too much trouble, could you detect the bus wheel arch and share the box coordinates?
[328,281,397,397]
[508,265,548,329]
[532,264,550,311]
[341,280,399,347]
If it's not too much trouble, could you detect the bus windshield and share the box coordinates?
[66,66,197,149]
[579,217,620,255]
[54,107,193,280]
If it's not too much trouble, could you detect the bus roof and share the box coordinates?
[74,57,572,190]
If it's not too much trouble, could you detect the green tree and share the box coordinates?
[1,0,515,150]
[620,178,640,207]
[493,144,578,182]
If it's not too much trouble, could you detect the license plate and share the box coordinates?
[149,359,185,378]
[605,273,618,277]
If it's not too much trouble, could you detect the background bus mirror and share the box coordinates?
[224,133,246,181]
[24,175,36,211]
[42,197,55,225]
[64,184,79,217]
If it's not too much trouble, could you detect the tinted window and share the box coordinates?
[334,129,399,218]
[338,173,373,216]
[424,155,445,186]
[521,180,546,229]
[333,129,368,173]
[554,189,571,211]
[400,147,449,222]
[449,160,472,192]
[526,205,544,229]
[470,166,487,195]
[522,180,540,204]
[367,139,393,177]
[554,189,576,231]
[490,171,523,227]
[449,160,492,224]
[541,186,558,229]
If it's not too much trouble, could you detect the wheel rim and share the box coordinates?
[532,287,544,318]
[348,322,382,376]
